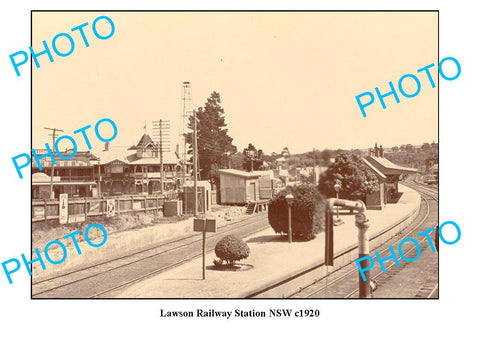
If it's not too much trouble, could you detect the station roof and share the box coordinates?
[362,158,386,179]
[364,156,417,176]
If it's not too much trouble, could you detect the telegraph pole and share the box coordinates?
[97,157,101,197]
[193,109,198,217]
[159,119,164,194]
[153,120,170,195]
[44,127,63,199]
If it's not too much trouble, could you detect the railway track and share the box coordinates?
[411,174,438,195]
[32,212,269,298]
[289,180,438,298]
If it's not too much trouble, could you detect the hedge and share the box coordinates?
[268,185,325,241]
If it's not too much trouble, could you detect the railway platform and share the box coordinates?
[114,184,421,298]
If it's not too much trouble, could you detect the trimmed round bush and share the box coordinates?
[214,235,250,266]
[268,185,325,241]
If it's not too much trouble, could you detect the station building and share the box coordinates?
[363,143,417,209]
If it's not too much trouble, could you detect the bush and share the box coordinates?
[268,185,325,241]
[214,235,250,266]
[318,153,379,201]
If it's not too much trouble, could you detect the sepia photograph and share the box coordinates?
[30,11,439,299]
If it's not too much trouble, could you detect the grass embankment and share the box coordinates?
[32,212,189,252]
[32,205,247,253]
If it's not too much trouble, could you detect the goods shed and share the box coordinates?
[218,169,261,204]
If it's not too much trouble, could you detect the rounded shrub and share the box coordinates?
[268,185,325,241]
[214,235,250,266]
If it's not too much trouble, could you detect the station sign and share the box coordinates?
[193,218,216,233]
[59,194,68,224]
[106,199,115,217]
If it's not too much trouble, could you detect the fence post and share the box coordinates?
[44,199,47,221]
[131,195,134,212]
[84,197,88,220]
[156,195,159,214]
[144,196,147,212]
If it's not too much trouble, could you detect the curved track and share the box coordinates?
[32,212,269,298]
[290,178,438,298]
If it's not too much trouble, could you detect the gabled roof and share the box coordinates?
[136,134,155,148]
[362,158,387,179]
[365,156,417,176]
[93,145,180,166]
[94,146,133,165]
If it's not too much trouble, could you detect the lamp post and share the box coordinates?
[333,182,343,225]
[285,193,294,243]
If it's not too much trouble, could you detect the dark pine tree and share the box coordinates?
[185,92,237,185]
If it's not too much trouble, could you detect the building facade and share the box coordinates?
[32,150,99,199]
[32,133,188,198]
[95,134,183,196]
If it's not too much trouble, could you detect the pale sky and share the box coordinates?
[33,11,438,154]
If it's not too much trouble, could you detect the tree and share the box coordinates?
[242,143,264,172]
[299,172,315,185]
[351,149,363,156]
[421,143,431,152]
[281,147,290,158]
[319,149,333,165]
[185,92,237,183]
[318,153,379,201]
[229,152,244,170]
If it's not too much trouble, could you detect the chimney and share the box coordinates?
[374,142,379,157]
[104,142,109,151]
[379,145,384,157]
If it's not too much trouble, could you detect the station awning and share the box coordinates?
[364,156,417,176]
